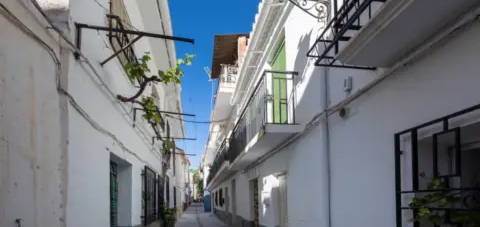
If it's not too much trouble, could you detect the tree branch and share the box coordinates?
[117,76,162,102]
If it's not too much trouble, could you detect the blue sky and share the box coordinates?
[169,1,260,169]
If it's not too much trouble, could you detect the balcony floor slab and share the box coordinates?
[337,0,480,67]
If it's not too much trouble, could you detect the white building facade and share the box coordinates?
[204,0,480,227]
[0,0,190,227]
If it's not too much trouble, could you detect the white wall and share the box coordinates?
[326,19,480,227]
[208,2,480,227]
[0,1,66,226]
[0,0,182,226]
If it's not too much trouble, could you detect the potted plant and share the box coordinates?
[409,177,480,225]
[163,207,177,227]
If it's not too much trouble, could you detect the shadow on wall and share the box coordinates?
[293,31,324,123]
[294,31,312,80]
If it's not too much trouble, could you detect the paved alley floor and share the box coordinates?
[176,203,227,227]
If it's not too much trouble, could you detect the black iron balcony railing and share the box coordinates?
[307,0,385,70]
[207,71,297,185]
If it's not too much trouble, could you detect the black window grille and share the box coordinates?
[166,177,170,207]
[252,179,260,227]
[108,1,137,67]
[395,104,480,227]
[142,166,158,226]
[110,162,118,227]
[219,188,223,207]
[157,176,165,221]
[174,187,177,208]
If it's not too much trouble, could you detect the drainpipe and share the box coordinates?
[322,66,332,227]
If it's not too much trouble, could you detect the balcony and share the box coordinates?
[308,0,480,68]
[338,0,480,67]
[307,0,386,70]
[218,64,238,92]
[207,71,303,188]
[211,64,238,122]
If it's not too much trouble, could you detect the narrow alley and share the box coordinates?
[176,203,226,227]
[3,0,480,226]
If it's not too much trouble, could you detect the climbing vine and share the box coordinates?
[117,53,194,143]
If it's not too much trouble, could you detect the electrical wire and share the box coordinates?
[0,2,161,166]
[28,0,159,148]
[165,114,227,124]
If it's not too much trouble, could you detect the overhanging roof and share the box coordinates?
[211,34,248,79]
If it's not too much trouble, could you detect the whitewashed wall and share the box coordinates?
[208,1,480,227]
[326,19,480,227]
[0,2,66,226]
[0,0,182,226]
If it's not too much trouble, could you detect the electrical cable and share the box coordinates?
[0,2,161,166]
[28,0,159,149]
[165,114,227,124]
[245,6,480,171]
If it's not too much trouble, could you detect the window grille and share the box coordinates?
[109,0,137,67]
[166,177,170,207]
[174,187,177,208]
[142,166,159,225]
[157,176,165,220]
[110,162,118,227]
[395,104,480,227]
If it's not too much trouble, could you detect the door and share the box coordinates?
[231,180,237,225]
[251,179,260,227]
[225,187,229,214]
[271,41,288,124]
[157,176,164,221]
[110,162,118,227]
[277,175,288,227]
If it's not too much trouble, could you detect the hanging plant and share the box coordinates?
[409,177,480,225]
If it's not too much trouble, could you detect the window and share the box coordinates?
[157,176,164,221]
[110,162,118,227]
[251,179,260,227]
[219,188,223,207]
[270,40,288,124]
[166,177,170,207]
[109,0,137,67]
[395,105,480,227]
[174,187,177,208]
[142,166,158,226]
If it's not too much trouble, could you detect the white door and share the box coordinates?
[277,175,288,227]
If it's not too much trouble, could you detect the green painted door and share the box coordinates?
[271,41,288,124]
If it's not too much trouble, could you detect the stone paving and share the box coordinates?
[176,203,227,227]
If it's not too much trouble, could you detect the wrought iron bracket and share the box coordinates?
[288,0,330,20]
[73,23,194,60]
